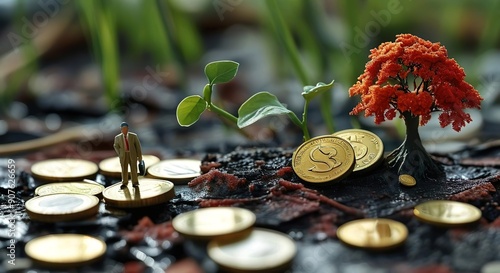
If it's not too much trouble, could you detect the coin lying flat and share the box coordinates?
[173,207,256,241]
[25,234,106,267]
[292,135,355,183]
[102,177,175,208]
[31,158,98,182]
[399,174,416,187]
[35,180,104,197]
[337,218,408,250]
[99,155,160,177]
[208,228,296,273]
[333,129,384,172]
[25,193,100,222]
[147,159,201,184]
[413,200,482,227]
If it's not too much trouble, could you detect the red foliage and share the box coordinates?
[349,34,482,131]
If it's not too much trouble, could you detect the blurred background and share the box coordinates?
[0,0,499,157]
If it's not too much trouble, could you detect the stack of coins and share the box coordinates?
[172,207,297,272]
[99,155,160,178]
[147,159,201,184]
[25,234,106,267]
[102,177,175,208]
[31,158,99,182]
[413,200,482,227]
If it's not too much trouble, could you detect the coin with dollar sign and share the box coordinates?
[292,135,355,183]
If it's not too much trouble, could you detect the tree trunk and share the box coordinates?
[386,113,444,182]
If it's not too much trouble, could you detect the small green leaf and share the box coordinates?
[301,80,335,101]
[176,95,207,126]
[205,60,239,85]
[237,92,293,128]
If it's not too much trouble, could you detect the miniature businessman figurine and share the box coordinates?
[114,122,143,189]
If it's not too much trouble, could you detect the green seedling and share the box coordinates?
[176,60,334,141]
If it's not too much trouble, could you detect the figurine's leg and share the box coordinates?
[130,158,139,186]
[121,154,130,188]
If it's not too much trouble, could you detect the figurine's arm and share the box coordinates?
[134,134,143,161]
[113,136,121,156]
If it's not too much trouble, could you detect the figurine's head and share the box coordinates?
[120,122,129,135]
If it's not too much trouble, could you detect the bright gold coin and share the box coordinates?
[399,174,416,187]
[333,129,384,172]
[25,193,100,222]
[292,135,355,183]
[31,158,98,182]
[173,207,256,241]
[102,177,175,208]
[413,200,482,227]
[208,228,296,273]
[337,218,408,250]
[99,155,160,177]
[147,159,201,184]
[35,180,104,197]
[25,234,106,267]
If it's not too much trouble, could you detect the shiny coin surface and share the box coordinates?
[25,193,100,222]
[102,177,175,208]
[337,218,408,250]
[31,158,98,182]
[99,155,160,177]
[208,228,296,273]
[25,234,106,267]
[35,180,104,197]
[147,159,201,184]
[399,174,416,187]
[333,129,384,172]
[173,207,256,241]
[292,135,355,183]
[413,200,482,227]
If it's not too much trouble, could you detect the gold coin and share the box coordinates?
[99,155,160,178]
[207,228,296,273]
[399,174,416,187]
[25,193,100,222]
[292,135,355,183]
[35,180,104,197]
[413,200,482,227]
[147,159,201,184]
[31,158,98,182]
[333,129,384,172]
[102,177,175,208]
[337,218,408,250]
[25,234,106,267]
[172,207,256,241]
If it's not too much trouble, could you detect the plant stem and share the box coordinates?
[301,101,311,140]
[266,0,309,86]
[209,103,238,124]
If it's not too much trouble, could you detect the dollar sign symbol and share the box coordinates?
[308,145,342,173]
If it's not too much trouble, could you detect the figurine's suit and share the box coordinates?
[114,132,142,186]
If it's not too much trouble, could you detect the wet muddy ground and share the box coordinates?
[1,141,500,272]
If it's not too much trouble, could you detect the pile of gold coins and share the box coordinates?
[24,155,203,267]
[172,207,297,272]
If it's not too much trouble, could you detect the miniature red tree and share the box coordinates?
[349,34,482,180]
